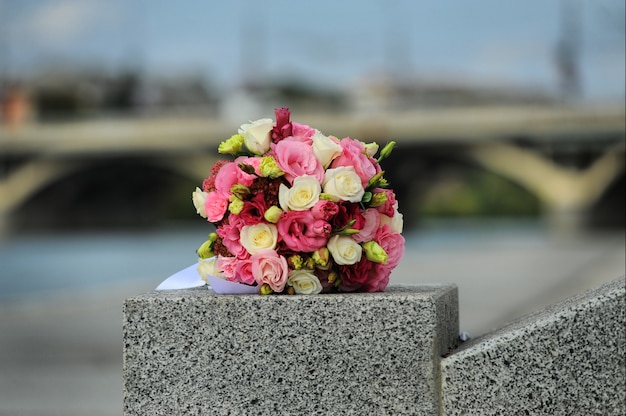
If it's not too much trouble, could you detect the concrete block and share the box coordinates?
[441,276,625,415]
[124,285,459,415]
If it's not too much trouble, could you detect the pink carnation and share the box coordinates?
[311,200,339,221]
[331,138,379,187]
[216,255,238,281]
[273,137,324,184]
[237,192,268,226]
[363,267,391,292]
[251,250,289,292]
[216,217,249,259]
[214,161,256,196]
[204,191,229,222]
[277,210,329,252]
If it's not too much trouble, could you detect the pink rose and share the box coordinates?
[375,188,397,217]
[217,217,249,259]
[234,258,255,285]
[311,200,339,221]
[374,224,405,271]
[291,122,316,143]
[214,162,256,196]
[338,257,373,292]
[273,137,324,184]
[277,210,329,252]
[251,250,289,292]
[204,191,229,222]
[353,208,381,243]
[330,138,379,187]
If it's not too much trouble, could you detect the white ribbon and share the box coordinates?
[156,262,259,294]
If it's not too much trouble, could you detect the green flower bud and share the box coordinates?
[228,196,244,215]
[260,283,274,295]
[230,184,251,200]
[362,241,388,264]
[369,192,388,208]
[218,134,245,155]
[377,141,396,162]
[312,247,330,269]
[264,206,283,223]
[366,171,385,190]
[259,156,284,178]
[319,193,336,202]
[304,257,316,270]
[287,254,304,270]
[196,233,217,259]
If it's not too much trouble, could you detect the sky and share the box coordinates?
[1,0,624,101]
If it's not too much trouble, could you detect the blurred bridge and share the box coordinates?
[1,104,624,232]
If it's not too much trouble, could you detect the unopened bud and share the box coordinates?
[377,141,396,162]
[312,247,330,269]
[196,233,217,259]
[264,206,283,223]
[228,196,244,215]
[230,184,251,200]
[327,271,338,284]
[260,283,274,295]
[362,241,388,264]
[288,254,304,270]
[369,192,388,208]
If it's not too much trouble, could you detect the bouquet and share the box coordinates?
[192,108,405,295]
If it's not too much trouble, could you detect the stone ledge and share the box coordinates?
[123,285,458,416]
[441,275,625,415]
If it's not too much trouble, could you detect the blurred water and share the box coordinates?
[0,218,619,300]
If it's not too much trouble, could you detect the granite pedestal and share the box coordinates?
[123,285,458,415]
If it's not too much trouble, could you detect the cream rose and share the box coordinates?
[312,130,342,168]
[287,269,323,294]
[327,235,362,265]
[278,175,321,212]
[240,223,278,254]
[322,166,365,203]
[238,118,273,155]
[196,256,223,283]
[192,187,208,218]
[380,205,404,234]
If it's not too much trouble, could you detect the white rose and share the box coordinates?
[322,166,365,203]
[197,256,223,283]
[238,118,273,155]
[278,175,321,212]
[380,205,404,234]
[240,223,278,254]
[192,187,208,218]
[312,130,342,168]
[327,235,362,265]
[287,269,323,294]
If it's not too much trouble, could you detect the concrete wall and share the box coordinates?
[441,276,625,415]
[123,276,624,415]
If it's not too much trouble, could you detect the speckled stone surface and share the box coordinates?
[123,285,458,416]
[441,276,625,415]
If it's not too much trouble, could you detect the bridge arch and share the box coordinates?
[4,154,220,230]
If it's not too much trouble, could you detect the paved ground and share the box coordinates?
[0,227,624,415]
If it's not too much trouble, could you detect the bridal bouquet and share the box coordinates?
[192,108,405,295]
